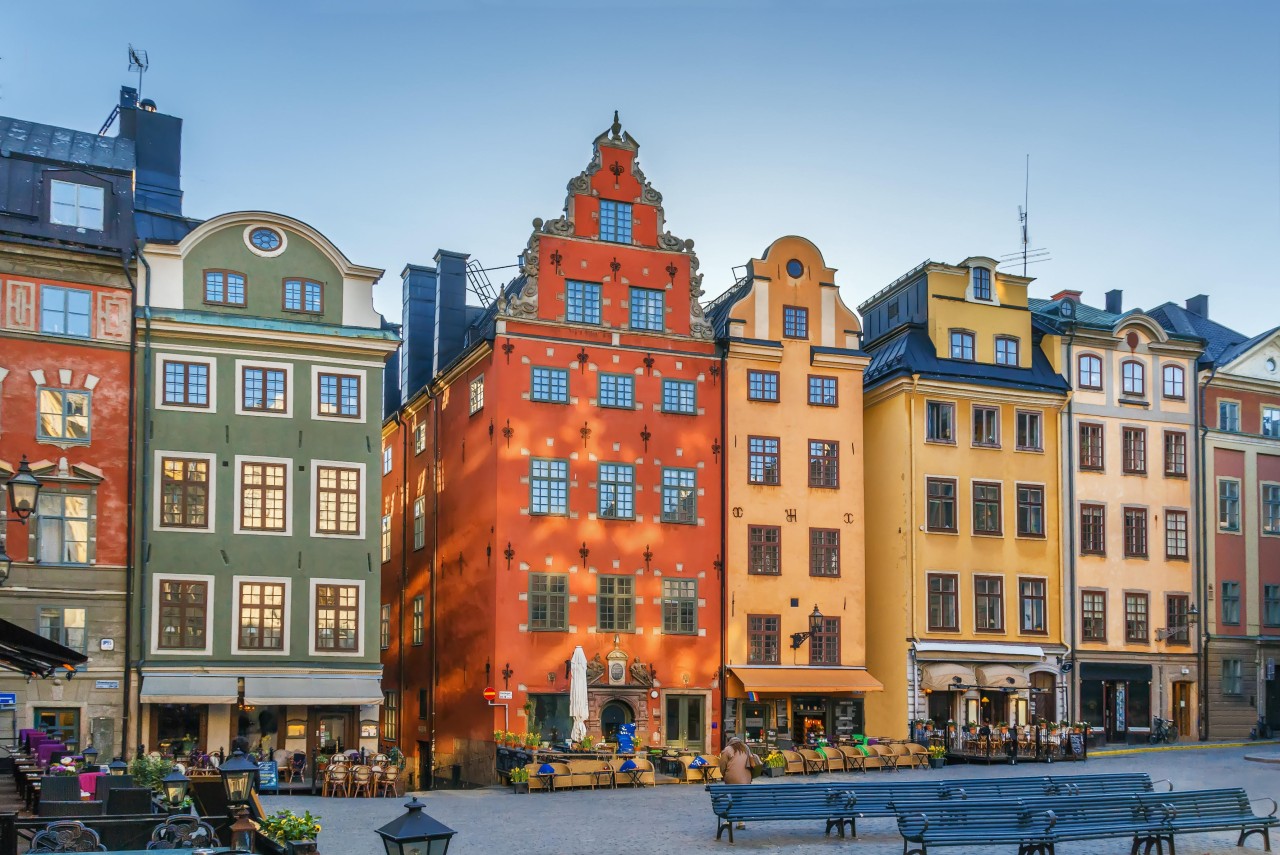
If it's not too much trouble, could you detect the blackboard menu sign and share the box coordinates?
[775,699,789,730]
[257,761,278,793]
[1068,733,1084,757]
[723,699,737,737]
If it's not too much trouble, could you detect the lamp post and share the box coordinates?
[161,768,189,809]
[0,456,43,586]
[108,758,128,777]
[220,750,259,852]
[789,606,824,651]
[375,797,457,855]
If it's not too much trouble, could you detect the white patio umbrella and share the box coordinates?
[569,645,589,743]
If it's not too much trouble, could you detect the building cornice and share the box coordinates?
[140,318,399,356]
[865,374,1068,409]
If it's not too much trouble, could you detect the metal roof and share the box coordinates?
[0,116,134,172]
[1147,301,1257,367]
[864,324,1069,394]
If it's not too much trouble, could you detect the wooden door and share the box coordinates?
[1172,682,1191,737]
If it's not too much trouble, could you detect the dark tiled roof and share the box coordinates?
[705,274,752,336]
[1027,296,1126,331]
[0,117,134,172]
[864,324,1069,395]
[136,210,202,243]
[1147,302,1253,367]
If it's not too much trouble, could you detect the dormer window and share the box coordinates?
[972,267,992,301]
[950,330,975,361]
[49,180,104,231]
[995,337,1019,366]
[599,200,632,244]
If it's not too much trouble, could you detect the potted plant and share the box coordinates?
[928,744,947,769]
[945,720,956,733]
[579,734,596,752]
[523,732,540,750]
[257,808,322,855]
[509,765,530,794]
[493,730,505,745]
[764,751,787,778]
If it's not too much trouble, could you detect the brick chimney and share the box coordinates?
[1051,289,1082,302]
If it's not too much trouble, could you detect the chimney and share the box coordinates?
[382,348,402,420]
[117,85,183,217]
[1185,294,1209,318]
[1051,289,1082,302]
[1105,289,1123,314]
[433,250,471,376]
[400,264,438,403]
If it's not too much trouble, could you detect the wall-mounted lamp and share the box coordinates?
[789,605,824,650]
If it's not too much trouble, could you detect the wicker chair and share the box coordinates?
[377,765,402,797]
[349,765,374,798]
[322,765,350,797]
[30,820,107,852]
[285,752,306,783]
[146,815,220,850]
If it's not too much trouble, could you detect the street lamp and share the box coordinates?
[108,758,128,777]
[789,606,824,650]
[375,797,457,855]
[161,768,189,808]
[1,456,43,587]
[82,746,99,769]
[219,750,259,851]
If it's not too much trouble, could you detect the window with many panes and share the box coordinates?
[1078,354,1102,389]
[37,388,90,443]
[381,604,392,648]
[239,582,284,650]
[382,692,398,741]
[1264,407,1280,438]
[1122,427,1146,474]
[974,576,1004,631]
[162,361,209,407]
[414,423,427,455]
[809,528,840,577]
[1123,507,1148,557]
[599,373,634,408]
[1164,431,1187,476]
[598,463,635,520]
[1124,593,1148,642]
[1017,484,1044,537]
[747,615,780,664]
[531,459,569,515]
[1222,658,1243,695]
[1082,591,1107,641]
[318,373,360,418]
[413,497,425,549]
[783,305,808,339]
[926,401,954,443]
[204,270,246,307]
[747,436,780,485]
[926,478,957,532]
[566,280,602,324]
[747,526,781,575]
[950,330,975,361]
[38,607,86,652]
[972,266,992,300]
[748,370,779,402]
[808,376,837,406]
[469,375,484,414]
[283,279,322,313]
[1021,578,1047,633]
[662,379,696,414]
[531,367,569,403]
[49,180,104,230]
[597,576,634,631]
[381,515,391,562]
[973,406,1000,447]
[1221,581,1241,625]
[158,580,207,649]
[1121,360,1145,397]
[810,617,840,665]
[36,491,92,564]
[1264,585,1280,628]
[1080,504,1106,554]
[1163,365,1185,399]
[995,337,1019,365]
[599,200,632,243]
[1080,423,1104,470]
[629,287,664,331]
[928,574,959,631]
[1219,479,1240,531]
[1166,510,1188,558]
[412,595,424,644]
[662,468,696,524]
[161,457,208,528]
[1219,401,1240,432]
[973,482,1002,534]
[1016,411,1042,451]
[242,366,287,412]
[240,462,287,531]
[529,574,568,631]
[1265,485,1280,535]
[1165,595,1189,644]
[808,440,838,488]
[315,584,359,651]
[316,466,360,535]
[662,579,697,635]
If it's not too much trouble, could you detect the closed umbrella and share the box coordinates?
[570,645,589,743]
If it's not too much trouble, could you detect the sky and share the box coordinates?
[2,1,1277,336]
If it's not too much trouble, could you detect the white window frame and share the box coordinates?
[1218,476,1242,533]
[49,179,105,231]
[413,497,426,550]
[310,365,367,423]
[234,359,294,419]
[149,573,216,657]
[469,375,485,415]
[309,459,366,539]
[155,353,218,413]
[383,446,393,474]
[233,454,294,537]
[308,577,366,657]
[230,575,292,656]
[152,450,217,533]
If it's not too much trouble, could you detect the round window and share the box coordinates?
[786,259,804,278]
[1268,357,1277,374]
[249,227,282,252]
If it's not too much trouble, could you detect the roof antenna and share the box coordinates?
[128,44,149,96]
[998,154,1051,274]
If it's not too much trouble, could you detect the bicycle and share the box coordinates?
[1149,716,1179,744]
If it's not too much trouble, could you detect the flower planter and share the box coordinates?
[929,758,946,769]
[512,782,530,794]
[288,841,319,855]
[765,766,786,778]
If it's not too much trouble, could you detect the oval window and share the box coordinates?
[249,227,282,252]
[786,259,804,278]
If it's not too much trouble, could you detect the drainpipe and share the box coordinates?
[1196,363,1218,740]
[120,248,138,759]
[429,391,440,789]
[908,374,920,727]
[134,241,153,756]
[1063,327,1077,725]
[390,411,406,759]
[717,344,728,750]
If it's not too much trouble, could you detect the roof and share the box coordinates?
[864,324,1069,394]
[1147,301,1257,367]
[704,273,753,336]
[0,116,134,172]
[137,209,202,243]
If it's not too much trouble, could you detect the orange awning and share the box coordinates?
[729,667,884,695]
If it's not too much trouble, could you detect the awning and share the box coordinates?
[1080,663,1153,682]
[729,667,883,695]
[920,663,978,691]
[140,675,238,705]
[914,641,1046,661]
[0,618,88,677]
[976,664,1030,689]
[244,676,383,706]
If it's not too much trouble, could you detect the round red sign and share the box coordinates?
[482,687,497,702]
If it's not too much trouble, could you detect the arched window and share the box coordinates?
[972,267,992,301]
[1078,354,1102,390]
[1163,364,1185,399]
[1122,360,1145,397]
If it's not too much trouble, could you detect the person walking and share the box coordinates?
[719,736,761,830]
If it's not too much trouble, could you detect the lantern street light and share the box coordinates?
[0,456,43,586]
[161,768,189,808]
[219,750,259,851]
[375,797,457,855]
[789,605,824,650]
[82,746,99,769]
[108,758,128,777]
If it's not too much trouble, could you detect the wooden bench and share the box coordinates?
[705,783,858,843]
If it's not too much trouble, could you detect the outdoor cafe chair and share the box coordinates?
[40,776,82,802]
[146,815,220,850]
[377,765,402,797]
[350,765,374,798]
[30,819,107,852]
[322,764,350,797]
[285,752,306,783]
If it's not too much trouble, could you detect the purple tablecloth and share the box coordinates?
[36,742,66,765]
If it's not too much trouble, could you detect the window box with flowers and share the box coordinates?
[763,751,787,778]
[928,744,947,769]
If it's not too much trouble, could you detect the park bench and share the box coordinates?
[705,783,858,843]
[1137,788,1277,853]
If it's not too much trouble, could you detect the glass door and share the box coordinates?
[664,695,704,751]
[317,712,350,754]
[741,702,771,744]
[35,708,79,750]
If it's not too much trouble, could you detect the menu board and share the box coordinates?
[1068,734,1085,758]
[723,699,737,738]
[775,699,789,731]
[257,761,278,793]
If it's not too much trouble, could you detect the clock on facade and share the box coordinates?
[250,227,282,251]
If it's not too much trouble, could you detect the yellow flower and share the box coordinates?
[314,826,321,832]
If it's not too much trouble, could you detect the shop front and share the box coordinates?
[1078,662,1150,743]
[725,666,882,751]
[913,641,1065,732]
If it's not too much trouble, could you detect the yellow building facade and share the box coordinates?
[710,236,883,750]
[861,258,1069,738]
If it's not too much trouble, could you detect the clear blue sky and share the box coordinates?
[3,1,1277,335]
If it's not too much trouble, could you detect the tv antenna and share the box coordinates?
[998,154,1051,274]
[128,44,149,95]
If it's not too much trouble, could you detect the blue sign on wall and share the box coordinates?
[0,693,16,708]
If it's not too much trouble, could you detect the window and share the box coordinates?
[1165,595,1189,645]
[927,574,959,631]
[40,286,92,337]
[808,375,837,406]
[1221,581,1241,625]
[1016,411,1042,451]
[1123,507,1148,557]
[1124,593,1149,642]
[629,287,664,331]
[1219,479,1240,531]
[204,271,246,307]
[38,607,86,652]
[315,584,359,651]
[1121,360,1145,397]
[950,330,975,361]
[1080,504,1106,554]
[598,373,634,409]
[566,280,602,324]
[926,401,954,443]
[598,463,635,520]
[239,582,284,650]
[1082,591,1107,641]
[318,373,360,419]
[382,692,398,741]
[1016,485,1044,537]
[380,515,391,562]
[995,337,1019,366]
[1079,423,1104,470]
[662,468,696,524]
[1164,431,1187,476]
[531,459,569,515]
[1222,659,1244,695]
[1265,485,1280,535]
[1265,585,1280,627]
[240,462,287,531]
[747,370,779,402]
[316,466,360,535]
[163,361,209,407]
[1164,510,1188,558]
[49,179,104,230]
[531,367,569,403]
[926,478,957,532]
[158,580,207,649]
[410,497,425,549]
[529,574,568,631]
[414,423,427,455]
[597,576,634,631]
[242,366,287,413]
[1122,427,1147,474]
[598,200,632,243]
[972,406,1000,447]
[1163,365,1185,399]
[973,482,1002,535]
[662,579,697,635]
[383,446,393,474]
[36,492,91,564]
[808,440,839,488]
[37,388,90,443]
[249,227,282,252]
[283,279,323,313]
[1020,578,1047,634]
[809,529,840,577]
[747,615,780,664]
[809,617,840,665]
[783,305,808,339]
[747,437,780,486]
[1078,354,1102,390]
[412,595,424,644]
[1219,401,1241,432]
[972,266,992,301]
[662,379,696,414]
[160,457,209,528]
[468,375,484,414]
[747,526,781,575]
[1264,407,1280,438]
[974,576,1004,632]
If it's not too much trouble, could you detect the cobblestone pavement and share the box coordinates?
[261,746,1280,855]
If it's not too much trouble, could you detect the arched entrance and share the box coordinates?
[599,699,634,740]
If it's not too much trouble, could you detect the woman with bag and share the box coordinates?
[719,736,762,830]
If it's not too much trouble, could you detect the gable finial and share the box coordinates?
[611,110,622,140]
